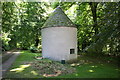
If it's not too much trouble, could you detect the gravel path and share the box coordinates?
[0,50,20,79]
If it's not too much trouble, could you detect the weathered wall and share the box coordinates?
[41,27,77,61]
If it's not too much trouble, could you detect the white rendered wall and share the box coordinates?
[41,27,77,61]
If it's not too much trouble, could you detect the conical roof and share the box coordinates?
[42,7,76,28]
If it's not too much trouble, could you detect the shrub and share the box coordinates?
[2,41,11,51]
[29,46,38,53]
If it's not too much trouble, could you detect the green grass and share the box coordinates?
[55,64,120,78]
[4,50,43,78]
[55,55,120,78]
[4,50,120,78]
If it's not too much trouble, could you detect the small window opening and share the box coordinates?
[70,49,75,54]
[61,60,65,64]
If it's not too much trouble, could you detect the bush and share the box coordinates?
[2,41,11,51]
[29,46,38,53]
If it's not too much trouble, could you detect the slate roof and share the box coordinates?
[42,7,76,28]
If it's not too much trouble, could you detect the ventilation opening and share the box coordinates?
[70,49,75,54]
[61,60,65,64]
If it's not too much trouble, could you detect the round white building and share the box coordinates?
[41,7,77,62]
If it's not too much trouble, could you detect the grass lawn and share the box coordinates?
[4,50,120,78]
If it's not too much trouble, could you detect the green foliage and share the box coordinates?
[2,40,10,51]
[85,2,119,55]
[75,2,93,51]
[2,2,46,50]
[29,46,38,53]
[1,33,11,51]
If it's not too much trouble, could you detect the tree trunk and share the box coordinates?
[89,2,98,35]
[35,34,39,47]
[77,41,80,52]
[82,40,87,50]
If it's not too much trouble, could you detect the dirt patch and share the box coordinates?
[23,59,76,77]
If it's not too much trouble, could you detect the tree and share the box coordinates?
[85,2,119,55]
[89,2,99,35]
[2,2,46,50]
